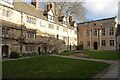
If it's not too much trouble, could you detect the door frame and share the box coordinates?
[93,42,98,50]
[2,45,9,57]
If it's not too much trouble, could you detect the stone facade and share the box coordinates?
[118,35,120,50]
[77,17,118,50]
[0,0,77,57]
[1,21,66,57]
[117,25,120,50]
[0,20,2,58]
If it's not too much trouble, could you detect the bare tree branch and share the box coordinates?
[55,2,86,22]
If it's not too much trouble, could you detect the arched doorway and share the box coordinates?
[2,45,9,57]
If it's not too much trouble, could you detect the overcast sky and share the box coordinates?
[84,0,119,20]
[23,0,120,21]
[118,1,120,23]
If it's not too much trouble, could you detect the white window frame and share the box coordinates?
[40,20,45,27]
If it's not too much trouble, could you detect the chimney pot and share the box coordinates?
[31,0,38,10]
[47,2,56,14]
[69,16,73,23]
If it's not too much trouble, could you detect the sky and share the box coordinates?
[84,0,119,20]
[118,2,120,23]
[23,0,120,21]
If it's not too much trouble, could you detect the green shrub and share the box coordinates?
[10,51,19,58]
[31,52,38,56]
[77,45,84,50]
[51,49,58,54]
[63,50,70,52]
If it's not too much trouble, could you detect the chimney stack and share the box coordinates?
[47,2,56,14]
[31,0,38,10]
[47,3,52,10]
[69,16,73,23]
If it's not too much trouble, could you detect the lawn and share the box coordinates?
[2,56,110,78]
[59,50,83,56]
[60,50,120,60]
[82,50,120,60]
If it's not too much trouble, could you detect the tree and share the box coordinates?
[38,1,86,22]
[55,2,86,22]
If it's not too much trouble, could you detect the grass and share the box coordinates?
[3,56,110,78]
[59,51,75,56]
[59,50,83,56]
[82,50,120,60]
[59,50,120,60]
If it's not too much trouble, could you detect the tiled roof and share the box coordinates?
[13,0,74,29]
[14,0,47,20]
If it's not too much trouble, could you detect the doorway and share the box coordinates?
[94,42,98,50]
[2,45,9,57]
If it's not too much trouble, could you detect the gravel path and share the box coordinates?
[51,54,119,79]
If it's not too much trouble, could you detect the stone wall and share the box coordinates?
[118,35,120,50]
[77,17,117,50]
[0,20,2,58]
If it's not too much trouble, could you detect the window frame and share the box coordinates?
[40,20,45,27]
[93,29,97,36]
[109,27,114,35]
[101,28,105,36]
[48,24,54,29]
[26,16,36,24]
[110,40,114,46]
[87,41,90,46]
[86,30,90,36]
[102,40,106,46]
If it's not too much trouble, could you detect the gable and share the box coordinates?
[63,17,66,21]
[48,9,53,16]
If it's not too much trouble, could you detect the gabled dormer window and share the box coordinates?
[48,15,53,21]
[63,20,66,25]
[62,17,67,26]
[47,9,54,22]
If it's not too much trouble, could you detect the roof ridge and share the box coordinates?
[79,16,116,24]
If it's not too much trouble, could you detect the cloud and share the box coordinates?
[84,0,119,20]
[118,2,120,23]
[23,0,119,21]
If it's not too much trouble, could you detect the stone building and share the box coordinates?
[0,0,77,57]
[117,24,120,50]
[77,17,119,50]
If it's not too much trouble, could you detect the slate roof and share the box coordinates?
[78,16,116,25]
